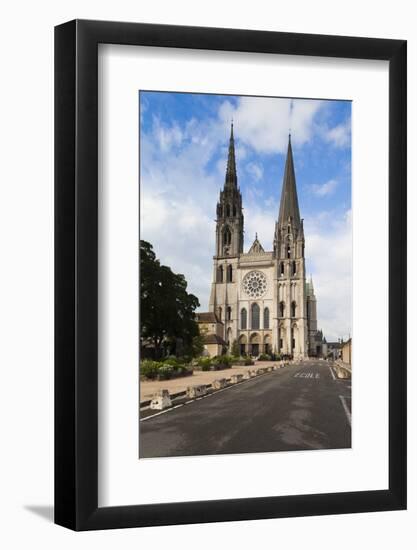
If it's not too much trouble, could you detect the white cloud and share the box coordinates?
[311,179,338,196]
[235,144,248,162]
[304,210,352,341]
[140,99,352,340]
[219,96,324,154]
[152,117,184,152]
[323,120,351,148]
[246,162,263,182]
[140,117,224,310]
[243,204,276,252]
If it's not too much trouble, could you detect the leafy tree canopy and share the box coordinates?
[140,240,200,356]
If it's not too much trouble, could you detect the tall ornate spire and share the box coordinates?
[215,123,244,257]
[225,122,237,188]
[278,134,301,228]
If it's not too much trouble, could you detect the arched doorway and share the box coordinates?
[250,333,261,357]
[264,334,272,355]
[238,334,247,356]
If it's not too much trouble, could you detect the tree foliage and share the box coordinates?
[140,240,200,357]
[231,339,240,357]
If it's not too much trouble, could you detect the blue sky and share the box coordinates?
[139,91,352,341]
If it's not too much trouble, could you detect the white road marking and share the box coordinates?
[294,372,320,379]
[140,403,185,421]
[339,395,352,427]
[329,366,337,380]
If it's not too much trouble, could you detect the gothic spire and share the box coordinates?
[225,122,237,188]
[278,134,301,228]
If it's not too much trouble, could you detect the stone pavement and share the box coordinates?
[139,361,275,401]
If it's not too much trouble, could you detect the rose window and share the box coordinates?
[243,271,267,298]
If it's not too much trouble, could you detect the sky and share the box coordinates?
[139,91,352,342]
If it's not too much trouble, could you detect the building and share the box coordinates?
[306,277,327,357]
[195,312,227,357]
[327,341,342,360]
[202,124,325,358]
[341,338,352,365]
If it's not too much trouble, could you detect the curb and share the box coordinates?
[140,363,288,411]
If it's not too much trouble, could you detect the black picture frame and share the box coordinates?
[55,19,407,531]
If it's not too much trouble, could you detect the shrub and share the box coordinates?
[197,357,212,368]
[157,365,174,380]
[212,355,232,366]
[258,353,272,361]
[140,360,160,379]
[176,365,188,374]
[162,355,180,366]
[229,356,253,366]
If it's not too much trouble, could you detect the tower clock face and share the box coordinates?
[242,270,267,298]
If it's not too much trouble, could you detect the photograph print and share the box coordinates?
[139,91,352,459]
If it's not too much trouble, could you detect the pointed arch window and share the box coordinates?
[264,307,270,329]
[217,265,223,282]
[251,303,260,330]
[227,306,232,321]
[223,226,231,246]
[291,301,297,318]
[226,204,231,217]
[292,261,297,276]
[287,245,291,259]
[240,308,247,330]
[280,262,285,276]
[227,264,233,282]
[218,307,222,321]
[279,301,285,318]
[233,205,237,217]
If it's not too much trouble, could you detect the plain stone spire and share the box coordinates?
[278,134,301,228]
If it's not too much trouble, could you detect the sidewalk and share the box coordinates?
[139,361,275,401]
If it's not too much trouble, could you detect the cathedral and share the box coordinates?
[202,123,326,359]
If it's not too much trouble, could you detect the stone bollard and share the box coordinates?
[273,364,280,370]
[256,368,265,375]
[243,370,251,380]
[250,369,257,377]
[335,366,350,379]
[150,389,172,410]
[230,374,243,384]
[212,378,226,390]
[187,384,208,398]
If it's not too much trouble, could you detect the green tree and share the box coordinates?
[231,339,240,357]
[190,332,205,358]
[140,240,200,358]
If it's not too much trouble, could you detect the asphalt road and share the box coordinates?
[139,361,351,458]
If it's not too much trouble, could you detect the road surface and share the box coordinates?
[139,360,351,458]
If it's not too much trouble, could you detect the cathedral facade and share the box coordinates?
[207,124,323,358]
